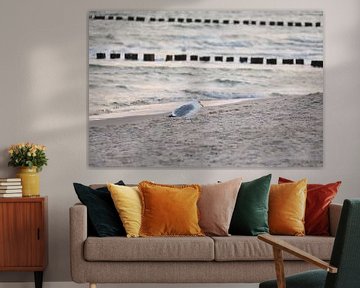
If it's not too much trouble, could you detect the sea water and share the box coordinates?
[88,10,323,120]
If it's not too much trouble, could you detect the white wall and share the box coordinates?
[0,0,359,283]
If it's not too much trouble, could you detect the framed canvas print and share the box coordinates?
[88,10,323,168]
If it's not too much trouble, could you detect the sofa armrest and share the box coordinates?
[329,203,342,237]
[69,203,88,283]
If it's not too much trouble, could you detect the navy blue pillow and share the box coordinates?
[73,181,126,237]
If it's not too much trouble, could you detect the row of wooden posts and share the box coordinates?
[95,53,323,68]
[89,15,321,28]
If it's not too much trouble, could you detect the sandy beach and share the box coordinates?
[89,93,323,168]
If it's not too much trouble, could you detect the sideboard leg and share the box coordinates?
[90,283,97,288]
[34,271,43,288]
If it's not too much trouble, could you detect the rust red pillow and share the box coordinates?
[278,177,341,236]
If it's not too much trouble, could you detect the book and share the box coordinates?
[0,178,21,182]
[0,189,22,193]
[0,193,22,198]
[0,182,22,186]
[0,186,22,190]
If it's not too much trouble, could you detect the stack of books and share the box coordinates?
[0,178,22,197]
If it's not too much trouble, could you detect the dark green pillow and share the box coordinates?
[73,181,126,237]
[229,174,272,236]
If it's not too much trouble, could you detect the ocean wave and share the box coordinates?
[202,91,258,100]
[131,99,151,105]
[91,99,153,116]
[106,33,115,40]
[91,108,113,116]
[89,63,113,69]
[183,89,259,100]
[176,72,196,77]
[115,84,129,90]
[89,10,323,118]
[270,91,323,97]
[286,36,322,45]
[214,79,249,85]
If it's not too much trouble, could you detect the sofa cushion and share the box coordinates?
[139,181,203,237]
[212,236,334,261]
[269,179,307,236]
[73,181,126,237]
[229,174,271,236]
[199,178,242,236]
[84,236,214,261]
[107,184,142,238]
[278,177,341,236]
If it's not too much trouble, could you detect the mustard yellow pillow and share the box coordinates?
[269,179,307,236]
[138,181,204,237]
[107,183,142,238]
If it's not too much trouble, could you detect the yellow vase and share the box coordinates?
[16,167,40,197]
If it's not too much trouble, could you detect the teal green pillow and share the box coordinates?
[229,174,272,236]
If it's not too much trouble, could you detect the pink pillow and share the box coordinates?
[198,178,242,236]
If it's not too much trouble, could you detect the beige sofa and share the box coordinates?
[70,203,342,288]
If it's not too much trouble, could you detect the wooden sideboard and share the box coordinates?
[0,197,47,288]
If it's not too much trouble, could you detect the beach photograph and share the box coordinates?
[88,10,323,168]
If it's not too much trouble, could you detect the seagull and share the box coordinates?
[169,100,204,118]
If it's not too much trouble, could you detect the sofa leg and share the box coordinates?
[89,283,96,288]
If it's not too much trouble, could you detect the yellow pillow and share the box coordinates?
[138,181,204,237]
[107,183,142,238]
[269,179,307,236]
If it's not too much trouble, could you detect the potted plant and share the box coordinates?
[8,143,48,197]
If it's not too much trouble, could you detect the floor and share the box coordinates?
[0,283,259,288]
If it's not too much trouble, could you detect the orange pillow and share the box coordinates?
[269,179,307,236]
[278,177,341,236]
[138,181,204,237]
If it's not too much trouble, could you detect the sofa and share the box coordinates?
[70,201,342,287]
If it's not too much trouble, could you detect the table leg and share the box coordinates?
[34,271,43,288]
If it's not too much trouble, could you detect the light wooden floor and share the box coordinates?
[0,283,259,288]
